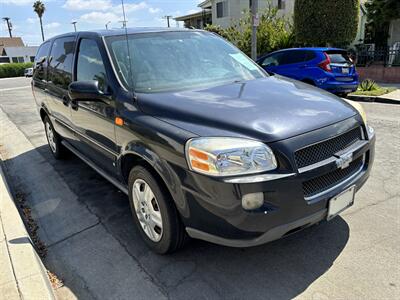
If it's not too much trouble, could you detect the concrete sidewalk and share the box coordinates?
[348,88,400,104]
[0,166,55,300]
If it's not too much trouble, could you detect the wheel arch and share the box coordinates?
[301,78,316,86]
[118,145,189,219]
[39,105,50,122]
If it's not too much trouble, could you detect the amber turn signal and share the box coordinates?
[115,117,124,126]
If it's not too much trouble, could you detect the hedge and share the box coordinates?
[294,0,359,46]
[0,62,34,78]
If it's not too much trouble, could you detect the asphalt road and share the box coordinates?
[0,77,399,300]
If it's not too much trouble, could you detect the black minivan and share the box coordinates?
[32,28,375,253]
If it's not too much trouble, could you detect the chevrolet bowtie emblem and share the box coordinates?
[335,152,353,169]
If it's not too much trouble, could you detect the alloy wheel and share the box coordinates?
[132,179,163,242]
[45,122,57,153]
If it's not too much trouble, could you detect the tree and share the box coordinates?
[205,6,293,57]
[33,1,46,42]
[294,0,359,47]
[365,0,400,46]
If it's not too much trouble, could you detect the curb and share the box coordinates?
[347,94,400,105]
[0,165,55,300]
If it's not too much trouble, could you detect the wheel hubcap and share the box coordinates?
[132,179,163,242]
[45,122,56,153]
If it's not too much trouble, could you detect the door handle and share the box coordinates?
[70,100,79,111]
[62,96,70,107]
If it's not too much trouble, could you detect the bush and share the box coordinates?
[294,0,359,47]
[0,62,34,78]
[205,5,293,57]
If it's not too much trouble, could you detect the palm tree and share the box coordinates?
[33,1,46,42]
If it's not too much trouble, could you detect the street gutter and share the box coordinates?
[347,94,400,105]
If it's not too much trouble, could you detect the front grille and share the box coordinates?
[303,156,363,198]
[295,127,362,169]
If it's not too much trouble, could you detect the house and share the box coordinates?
[0,37,38,64]
[175,1,294,29]
[175,0,398,47]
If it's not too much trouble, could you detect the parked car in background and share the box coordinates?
[24,67,33,77]
[32,29,374,254]
[257,48,359,96]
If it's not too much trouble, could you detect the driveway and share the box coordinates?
[0,77,399,300]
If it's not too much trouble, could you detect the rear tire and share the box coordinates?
[128,166,186,254]
[43,116,67,159]
[302,79,315,86]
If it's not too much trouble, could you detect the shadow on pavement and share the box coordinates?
[4,145,350,300]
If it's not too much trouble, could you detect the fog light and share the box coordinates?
[242,192,264,210]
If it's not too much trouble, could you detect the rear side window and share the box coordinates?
[304,51,316,61]
[279,50,308,65]
[33,41,50,80]
[326,51,350,63]
[49,36,76,89]
[76,39,107,92]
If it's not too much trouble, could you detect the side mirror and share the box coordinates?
[34,57,46,69]
[68,81,104,101]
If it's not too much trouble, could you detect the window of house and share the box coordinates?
[278,0,286,10]
[216,1,227,18]
[48,36,76,89]
[76,39,107,92]
[11,57,24,63]
[30,56,35,62]
[0,57,10,63]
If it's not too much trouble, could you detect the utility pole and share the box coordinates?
[71,21,77,32]
[163,15,173,28]
[2,17,12,38]
[105,21,111,30]
[250,0,259,60]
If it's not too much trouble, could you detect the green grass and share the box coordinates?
[350,87,396,96]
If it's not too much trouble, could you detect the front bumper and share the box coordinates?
[178,117,375,247]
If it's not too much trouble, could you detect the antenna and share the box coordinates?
[120,0,135,94]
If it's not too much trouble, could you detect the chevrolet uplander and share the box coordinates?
[32,28,375,253]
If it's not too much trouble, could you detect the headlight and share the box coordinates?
[342,99,374,139]
[343,99,367,124]
[186,137,277,176]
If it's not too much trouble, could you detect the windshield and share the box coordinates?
[105,31,266,93]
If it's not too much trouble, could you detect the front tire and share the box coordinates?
[128,166,186,254]
[44,116,67,159]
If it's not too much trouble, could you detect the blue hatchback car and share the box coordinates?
[257,48,359,95]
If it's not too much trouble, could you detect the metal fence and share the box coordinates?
[355,46,400,67]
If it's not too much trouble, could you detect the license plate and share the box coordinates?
[327,186,355,221]
[342,68,349,74]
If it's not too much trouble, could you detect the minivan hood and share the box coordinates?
[137,76,357,142]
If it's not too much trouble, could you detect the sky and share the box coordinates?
[0,0,203,45]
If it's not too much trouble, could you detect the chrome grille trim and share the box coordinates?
[295,126,363,169]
